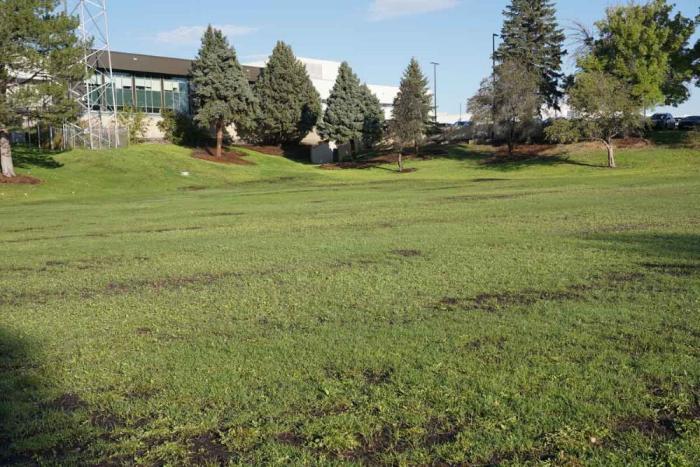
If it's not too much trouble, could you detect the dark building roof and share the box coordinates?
[92,51,262,82]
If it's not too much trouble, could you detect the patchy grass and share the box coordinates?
[0,136,699,465]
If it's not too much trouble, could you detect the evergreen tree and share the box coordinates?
[250,42,321,145]
[496,0,566,110]
[359,84,385,148]
[319,62,364,146]
[391,58,432,172]
[582,0,696,109]
[0,0,84,177]
[191,26,256,158]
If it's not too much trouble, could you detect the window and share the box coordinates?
[162,77,189,114]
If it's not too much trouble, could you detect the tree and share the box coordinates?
[582,0,696,109]
[319,62,364,148]
[547,71,644,168]
[391,58,432,172]
[117,106,147,144]
[0,0,84,177]
[495,0,566,110]
[468,60,540,155]
[250,42,321,145]
[190,26,255,158]
[359,84,385,148]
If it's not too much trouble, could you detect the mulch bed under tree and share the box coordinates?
[191,148,255,166]
[0,174,42,184]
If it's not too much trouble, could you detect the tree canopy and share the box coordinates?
[191,26,256,157]
[581,0,696,108]
[392,58,432,171]
[496,0,566,110]
[250,42,321,145]
[0,0,85,177]
[319,62,365,144]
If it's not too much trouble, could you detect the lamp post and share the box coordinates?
[491,33,499,142]
[430,62,439,124]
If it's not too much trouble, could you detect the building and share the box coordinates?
[90,51,398,141]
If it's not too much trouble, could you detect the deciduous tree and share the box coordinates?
[191,26,256,158]
[547,71,644,168]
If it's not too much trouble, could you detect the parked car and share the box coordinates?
[650,113,676,130]
[678,116,700,131]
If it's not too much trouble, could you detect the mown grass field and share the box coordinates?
[1,134,699,465]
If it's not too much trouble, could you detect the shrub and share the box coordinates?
[545,118,581,144]
[157,110,208,147]
[117,106,147,144]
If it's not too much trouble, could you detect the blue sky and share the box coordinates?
[108,0,699,120]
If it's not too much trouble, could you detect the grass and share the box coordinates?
[0,137,699,465]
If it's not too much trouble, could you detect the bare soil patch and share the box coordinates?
[424,417,460,446]
[44,393,87,412]
[192,147,255,165]
[188,431,236,464]
[0,174,41,185]
[641,262,700,277]
[391,249,422,258]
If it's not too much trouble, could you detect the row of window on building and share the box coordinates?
[88,72,190,115]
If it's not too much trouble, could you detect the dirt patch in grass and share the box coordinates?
[339,425,410,463]
[615,415,679,439]
[44,393,87,412]
[641,262,700,277]
[362,367,394,385]
[90,411,126,431]
[473,178,509,182]
[192,147,255,165]
[276,431,305,446]
[0,174,42,184]
[391,249,422,258]
[436,271,644,312]
[188,431,237,464]
[424,417,460,446]
[178,185,208,191]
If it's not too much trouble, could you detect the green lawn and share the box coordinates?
[1,139,699,465]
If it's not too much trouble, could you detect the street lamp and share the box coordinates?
[430,62,439,124]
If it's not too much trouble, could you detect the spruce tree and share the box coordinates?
[191,26,255,158]
[391,58,432,172]
[319,62,364,146]
[0,0,84,177]
[359,84,385,148]
[496,0,566,110]
[251,42,321,145]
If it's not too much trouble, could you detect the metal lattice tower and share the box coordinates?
[63,0,120,149]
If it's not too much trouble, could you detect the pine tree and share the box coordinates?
[319,62,364,146]
[191,26,256,158]
[0,0,84,177]
[391,58,432,172]
[496,0,566,110]
[359,84,385,148]
[251,42,321,145]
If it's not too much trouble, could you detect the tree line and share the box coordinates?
[190,27,432,171]
[468,0,699,167]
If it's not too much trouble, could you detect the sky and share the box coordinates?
[106,0,699,122]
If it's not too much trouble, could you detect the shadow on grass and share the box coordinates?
[12,146,64,169]
[436,144,608,170]
[0,328,42,464]
[647,130,700,149]
[590,233,700,261]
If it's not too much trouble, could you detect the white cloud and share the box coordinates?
[368,0,459,21]
[155,25,257,45]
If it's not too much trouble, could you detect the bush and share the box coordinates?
[117,106,147,144]
[157,110,208,147]
[545,118,581,144]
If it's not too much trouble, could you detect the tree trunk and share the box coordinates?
[215,120,224,159]
[398,149,404,173]
[0,129,16,178]
[507,122,514,155]
[603,139,616,168]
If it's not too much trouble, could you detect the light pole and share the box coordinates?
[430,62,439,124]
[491,33,499,142]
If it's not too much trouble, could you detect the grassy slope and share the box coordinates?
[0,139,699,465]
